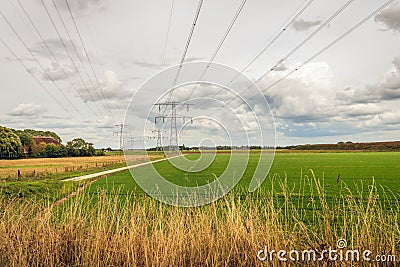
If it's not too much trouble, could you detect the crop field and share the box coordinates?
[89,151,400,200]
[0,151,399,266]
[0,155,125,180]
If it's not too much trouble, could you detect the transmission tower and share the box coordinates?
[154,101,193,151]
[151,129,167,151]
[113,123,128,150]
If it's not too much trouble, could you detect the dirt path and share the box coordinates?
[63,156,179,182]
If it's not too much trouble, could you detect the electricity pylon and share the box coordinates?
[113,123,128,150]
[151,129,167,151]
[154,101,193,151]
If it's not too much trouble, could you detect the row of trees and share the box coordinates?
[0,126,104,159]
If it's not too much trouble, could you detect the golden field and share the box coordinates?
[0,155,128,179]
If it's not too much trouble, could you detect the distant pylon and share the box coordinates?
[152,129,167,151]
[154,101,193,151]
[113,123,127,150]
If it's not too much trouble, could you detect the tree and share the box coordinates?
[0,126,23,159]
[66,138,96,157]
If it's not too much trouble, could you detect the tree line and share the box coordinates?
[0,126,104,159]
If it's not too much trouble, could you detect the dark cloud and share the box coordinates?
[375,4,400,32]
[292,18,322,31]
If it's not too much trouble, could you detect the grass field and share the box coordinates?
[0,151,399,265]
[0,153,163,200]
[90,151,400,200]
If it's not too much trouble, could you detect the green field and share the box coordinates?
[89,151,400,201]
[1,151,399,265]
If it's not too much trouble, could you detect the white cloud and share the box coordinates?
[375,4,400,32]
[8,103,46,117]
[292,18,322,31]
[77,70,133,103]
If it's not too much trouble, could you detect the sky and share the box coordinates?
[0,0,399,148]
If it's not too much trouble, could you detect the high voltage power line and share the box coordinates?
[40,0,105,117]
[181,0,314,110]
[159,0,204,117]
[64,0,114,119]
[202,0,358,115]
[50,0,104,116]
[0,8,82,116]
[183,0,248,102]
[15,0,101,118]
[161,0,175,66]
[0,36,72,115]
[207,0,398,118]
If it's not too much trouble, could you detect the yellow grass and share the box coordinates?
[0,173,398,266]
[0,155,128,178]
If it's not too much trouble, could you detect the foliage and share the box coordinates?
[66,138,96,157]
[0,126,23,159]
[14,129,62,143]
[0,126,102,159]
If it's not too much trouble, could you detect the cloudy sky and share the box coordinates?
[0,0,399,148]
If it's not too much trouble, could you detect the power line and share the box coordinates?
[161,0,175,66]
[213,0,398,118]
[253,0,356,86]
[51,0,106,117]
[15,0,100,118]
[64,0,114,119]
[207,0,357,114]
[160,0,204,116]
[0,8,82,115]
[259,0,397,94]
[171,0,204,88]
[236,0,314,77]
[39,0,104,117]
[185,0,314,109]
[183,0,248,102]
[0,36,71,114]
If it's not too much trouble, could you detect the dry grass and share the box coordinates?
[0,173,398,266]
[0,155,130,179]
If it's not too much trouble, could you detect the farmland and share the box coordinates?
[90,151,400,199]
[0,151,399,266]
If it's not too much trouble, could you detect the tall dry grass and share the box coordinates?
[0,172,398,266]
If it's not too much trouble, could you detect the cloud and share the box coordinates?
[253,60,400,138]
[77,70,133,103]
[261,61,338,122]
[375,4,400,32]
[8,103,46,117]
[42,62,75,81]
[52,0,106,12]
[292,18,322,31]
[272,62,288,71]
[341,56,400,103]
[30,39,82,61]
[132,61,164,69]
